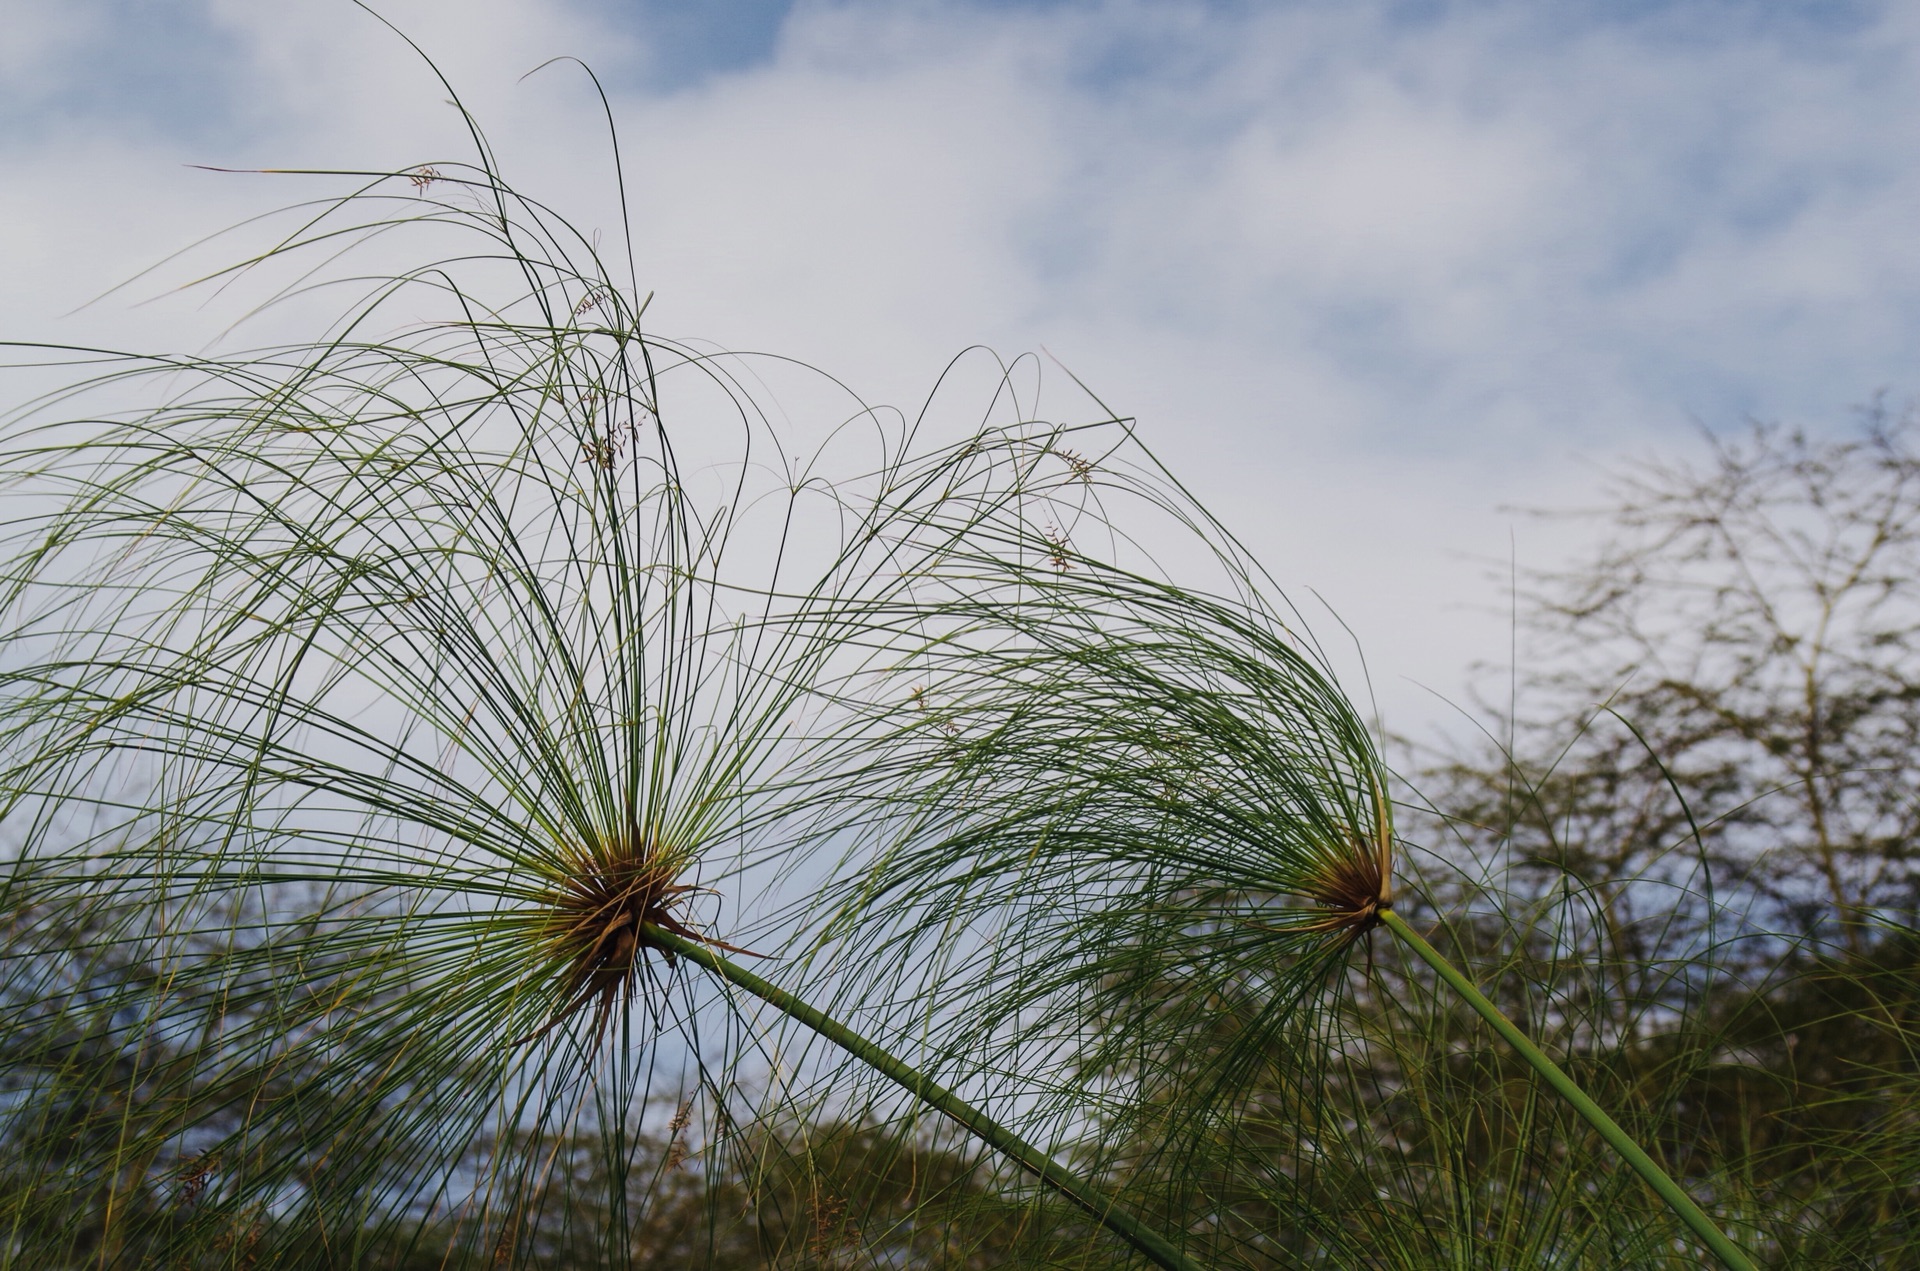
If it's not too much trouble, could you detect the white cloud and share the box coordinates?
[0,3,92,88]
[5,0,1919,738]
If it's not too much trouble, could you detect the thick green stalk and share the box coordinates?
[644,925,1205,1271]
[1378,909,1757,1271]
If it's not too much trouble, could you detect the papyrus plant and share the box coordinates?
[798,437,1762,1270]
[0,140,1201,1269]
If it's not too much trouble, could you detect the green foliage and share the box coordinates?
[2,74,1911,1271]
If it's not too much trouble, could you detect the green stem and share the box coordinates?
[1378,909,1757,1271]
[644,925,1205,1271]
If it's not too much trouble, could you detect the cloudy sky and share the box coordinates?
[4,0,1915,739]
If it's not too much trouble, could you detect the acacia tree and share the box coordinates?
[1418,406,1920,961]
[1373,408,1920,1266]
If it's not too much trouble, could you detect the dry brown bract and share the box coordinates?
[519,832,757,1047]
[1299,841,1392,936]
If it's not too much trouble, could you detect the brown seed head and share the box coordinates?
[1295,779,1396,937]
[518,828,758,1047]
[1299,844,1392,935]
